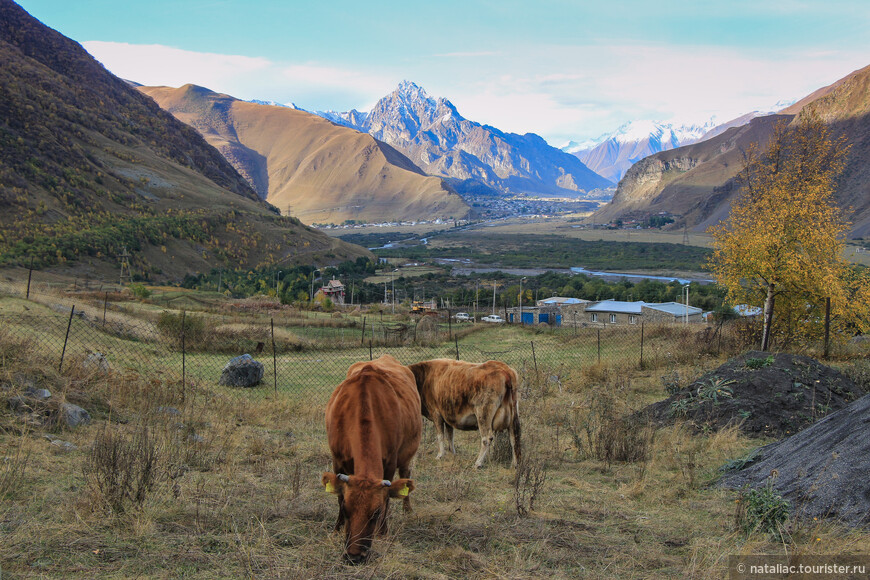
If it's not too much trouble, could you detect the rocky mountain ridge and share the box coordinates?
[591,63,870,238]
[316,81,613,196]
[140,84,470,225]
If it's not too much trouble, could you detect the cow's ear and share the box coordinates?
[388,478,415,498]
[322,472,342,494]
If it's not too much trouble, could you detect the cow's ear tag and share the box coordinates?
[398,486,409,497]
[325,481,336,493]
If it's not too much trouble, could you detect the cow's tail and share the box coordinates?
[506,368,521,466]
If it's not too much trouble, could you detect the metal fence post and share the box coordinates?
[271,317,277,394]
[59,305,75,373]
[360,316,367,345]
[26,256,33,299]
[597,328,601,365]
[181,310,186,402]
[369,339,373,361]
[640,322,644,369]
[455,334,460,360]
[103,291,108,327]
[531,341,538,383]
[824,297,831,359]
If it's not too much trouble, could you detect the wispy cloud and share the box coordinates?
[81,40,869,146]
[82,41,394,109]
[433,51,501,58]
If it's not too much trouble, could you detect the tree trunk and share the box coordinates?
[761,283,776,351]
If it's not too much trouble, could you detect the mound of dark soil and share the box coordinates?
[642,351,864,437]
[719,393,870,528]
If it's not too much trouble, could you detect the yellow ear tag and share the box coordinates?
[325,481,335,493]
[398,486,409,497]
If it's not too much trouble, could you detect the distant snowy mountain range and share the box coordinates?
[562,100,794,182]
[311,81,612,196]
[251,88,795,189]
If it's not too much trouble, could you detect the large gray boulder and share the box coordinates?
[218,354,264,388]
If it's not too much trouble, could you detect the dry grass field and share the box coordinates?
[2,285,869,578]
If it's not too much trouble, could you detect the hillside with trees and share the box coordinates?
[0,0,368,280]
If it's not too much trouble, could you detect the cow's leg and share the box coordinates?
[443,423,456,454]
[398,464,412,513]
[433,414,448,459]
[509,410,521,468]
[335,498,346,532]
[473,402,499,469]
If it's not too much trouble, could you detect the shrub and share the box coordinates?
[83,425,163,514]
[156,311,209,349]
[129,283,152,300]
[514,453,547,517]
[736,477,790,538]
[567,388,654,467]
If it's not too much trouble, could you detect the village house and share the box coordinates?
[319,278,345,305]
[506,298,704,327]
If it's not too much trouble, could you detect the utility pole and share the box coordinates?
[475,280,479,321]
[520,277,526,325]
[118,246,132,286]
[683,284,690,324]
[492,280,497,315]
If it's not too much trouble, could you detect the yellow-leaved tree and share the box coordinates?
[708,114,864,351]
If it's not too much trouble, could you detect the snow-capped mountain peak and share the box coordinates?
[247,98,303,110]
[562,118,718,183]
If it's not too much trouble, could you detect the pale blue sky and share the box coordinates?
[16,0,870,145]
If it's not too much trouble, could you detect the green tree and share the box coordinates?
[708,115,857,350]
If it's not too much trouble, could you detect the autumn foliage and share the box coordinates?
[708,114,869,349]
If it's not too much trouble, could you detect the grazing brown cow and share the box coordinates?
[322,354,421,564]
[408,359,520,469]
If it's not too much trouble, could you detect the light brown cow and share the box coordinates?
[408,359,520,469]
[322,354,421,564]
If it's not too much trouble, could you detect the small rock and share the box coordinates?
[50,439,77,451]
[7,395,30,413]
[82,352,110,374]
[25,386,52,400]
[60,402,91,429]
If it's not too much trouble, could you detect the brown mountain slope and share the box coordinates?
[0,0,368,279]
[139,85,470,225]
[594,115,789,226]
[592,64,870,238]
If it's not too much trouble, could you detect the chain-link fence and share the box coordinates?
[0,274,738,410]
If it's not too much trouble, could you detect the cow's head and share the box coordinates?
[322,472,415,564]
